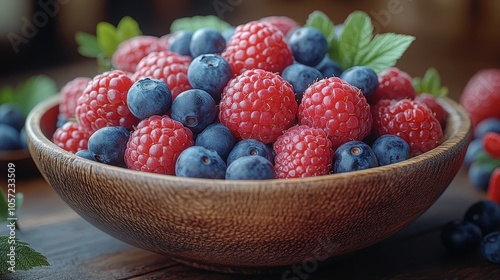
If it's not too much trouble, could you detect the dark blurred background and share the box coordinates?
[1,0,500,100]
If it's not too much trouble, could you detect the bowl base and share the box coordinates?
[170,257,296,275]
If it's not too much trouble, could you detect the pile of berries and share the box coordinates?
[52,14,447,180]
[0,103,28,151]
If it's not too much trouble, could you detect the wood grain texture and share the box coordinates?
[24,95,471,273]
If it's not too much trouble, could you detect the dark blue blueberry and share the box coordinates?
[340,66,379,98]
[225,155,275,180]
[175,146,226,179]
[222,27,235,43]
[440,219,482,253]
[87,126,130,166]
[475,117,500,139]
[168,30,193,57]
[75,149,97,161]
[333,141,379,173]
[464,200,500,235]
[371,134,410,166]
[56,114,68,129]
[288,27,328,67]
[189,28,226,58]
[468,161,496,191]
[315,55,343,78]
[19,127,27,149]
[170,89,217,135]
[464,138,483,166]
[0,103,24,131]
[282,63,323,103]
[481,232,500,263]
[0,124,21,150]
[195,123,235,160]
[127,78,172,120]
[227,139,274,166]
[187,54,233,103]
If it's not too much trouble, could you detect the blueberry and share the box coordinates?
[19,127,27,149]
[481,232,500,263]
[227,139,274,166]
[195,123,235,160]
[187,54,233,103]
[372,134,410,166]
[0,124,21,150]
[340,66,379,98]
[468,161,496,191]
[56,114,68,129]
[440,219,482,253]
[475,117,500,139]
[225,155,275,180]
[175,146,226,179]
[189,28,226,58]
[168,30,193,57]
[222,27,235,43]
[333,141,379,173]
[315,55,343,78]
[464,200,500,235]
[282,63,323,103]
[288,27,328,67]
[127,78,172,120]
[0,103,24,131]
[464,138,483,166]
[87,126,130,166]
[75,149,97,161]
[171,89,217,135]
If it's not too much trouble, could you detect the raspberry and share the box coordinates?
[483,132,500,158]
[75,70,139,134]
[221,21,293,75]
[112,36,165,73]
[59,77,91,119]
[132,51,192,99]
[273,125,333,178]
[414,93,448,128]
[52,121,90,153]
[124,115,194,175]
[259,16,299,37]
[370,67,416,105]
[487,168,500,204]
[218,69,298,144]
[298,76,372,150]
[371,99,443,157]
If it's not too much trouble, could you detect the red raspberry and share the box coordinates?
[52,121,90,153]
[59,77,91,119]
[132,51,192,99]
[75,70,139,134]
[483,132,500,158]
[273,125,333,178]
[371,99,443,157]
[219,69,298,144]
[259,16,299,37]
[112,36,166,73]
[414,93,448,128]
[370,67,416,105]
[222,21,293,75]
[487,168,500,204]
[298,77,372,150]
[124,115,193,175]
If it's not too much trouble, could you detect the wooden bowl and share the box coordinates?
[25,95,471,274]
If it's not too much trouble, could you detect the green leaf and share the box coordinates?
[0,86,15,105]
[354,33,415,73]
[170,15,232,33]
[337,11,374,70]
[75,32,100,58]
[96,22,119,58]
[13,75,58,117]
[413,67,448,97]
[116,16,142,42]
[0,236,50,274]
[306,11,340,64]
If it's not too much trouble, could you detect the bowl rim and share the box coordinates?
[26,94,471,187]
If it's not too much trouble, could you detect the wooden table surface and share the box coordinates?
[1,164,499,280]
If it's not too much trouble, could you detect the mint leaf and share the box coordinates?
[96,22,119,58]
[413,67,448,97]
[170,15,232,33]
[75,32,100,58]
[337,11,373,70]
[0,236,50,274]
[13,75,58,117]
[354,33,415,73]
[117,16,142,42]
